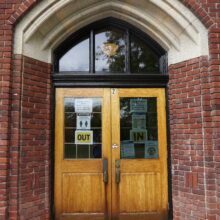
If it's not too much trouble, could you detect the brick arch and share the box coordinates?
[179,0,214,28]
[7,0,43,25]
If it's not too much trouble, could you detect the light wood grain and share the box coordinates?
[55,88,168,220]
[61,213,105,220]
[55,88,64,220]
[111,88,168,220]
[62,173,104,212]
[111,88,121,220]
[119,212,168,220]
[120,160,160,172]
[103,88,112,220]
[61,160,102,173]
[119,173,161,212]
[55,88,111,220]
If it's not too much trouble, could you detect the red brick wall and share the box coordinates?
[169,56,217,220]
[168,1,220,219]
[0,1,41,219]
[7,55,52,220]
[19,56,51,220]
[0,0,219,220]
[9,54,23,220]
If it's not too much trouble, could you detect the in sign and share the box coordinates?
[130,129,147,143]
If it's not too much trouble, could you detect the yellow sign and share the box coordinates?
[130,129,147,143]
[101,43,119,56]
[75,130,93,145]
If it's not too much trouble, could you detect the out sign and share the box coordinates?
[75,130,93,145]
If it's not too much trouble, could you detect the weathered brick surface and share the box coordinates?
[9,54,23,220]
[6,55,52,220]
[169,57,218,220]
[18,56,51,220]
[0,0,219,219]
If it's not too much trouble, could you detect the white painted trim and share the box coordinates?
[14,0,209,65]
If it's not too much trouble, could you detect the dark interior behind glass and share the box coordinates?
[57,22,164,74]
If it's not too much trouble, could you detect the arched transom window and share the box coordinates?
[53,18,168,87]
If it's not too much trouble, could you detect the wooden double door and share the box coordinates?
[55,88,168,220]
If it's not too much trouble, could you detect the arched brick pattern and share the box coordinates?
[180,0,214,28]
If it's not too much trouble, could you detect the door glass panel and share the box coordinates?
[59,37,89,72]
[120,97,158,159]
[95,27,126,73]
[131,35,160,73]
[64,97,102,159]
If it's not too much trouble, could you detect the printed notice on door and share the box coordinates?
[145,141,158,159]
[76,114,91,130]
[130,99,147,113]
[75,130,93,145]
[75,98,93,113]
[121,140,135,158]
[132,113,146,129]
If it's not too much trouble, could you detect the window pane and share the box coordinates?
[64,97,102,159]
[120,98,159,159]
[131,35,160,73]
[95,28,126,73]
[59,38,89,71]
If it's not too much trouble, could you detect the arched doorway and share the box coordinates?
[54,18,168,220]
[12,1,209,219]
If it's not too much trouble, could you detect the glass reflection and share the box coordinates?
[64,97,102,159]
[95,28,126,72]
[131,35,160,73]
[59,38,89,71]
[120,98,158,159]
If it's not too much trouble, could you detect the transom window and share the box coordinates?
[54,19,166,74]
[53,18,168,87]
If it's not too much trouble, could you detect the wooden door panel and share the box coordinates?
[119,172,161,212]
[60,214,105,220]
[61,160,102,172]
[55,88,168,220]
[111,88,168,220]
[62,173,105,213]
[119,213,167,220]
[120,160,160,172]
[55,88,111,220]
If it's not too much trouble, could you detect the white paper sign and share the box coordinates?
[132,113,146,129]
[75,99,92,113]
[130,99,147,113]
[77,114,91,130]
[121,140,135,158]
[145,141,158,159]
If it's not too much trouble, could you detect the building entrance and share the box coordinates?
[55,88,168,220]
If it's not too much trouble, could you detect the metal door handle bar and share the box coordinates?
[103,159,108,184]
[115,159,120,184]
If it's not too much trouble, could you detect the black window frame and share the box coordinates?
[53,17,168,88]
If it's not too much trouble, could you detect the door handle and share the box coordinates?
[115,159,120,184]
[102,159,108,184]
